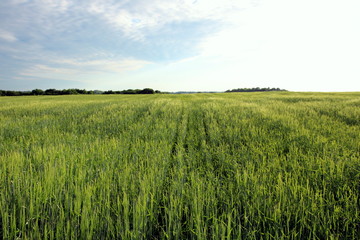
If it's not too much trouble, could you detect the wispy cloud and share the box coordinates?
[20,64,81,78]
[0,29,17,42]
[86,0,254,41]
[52,58,151,73]
[19,58,151,83]
[38,0,72,12]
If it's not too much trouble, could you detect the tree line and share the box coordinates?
[103,88,161,94]
[225,87,287,92]
[0,87,288,96]
[0,88,162,96]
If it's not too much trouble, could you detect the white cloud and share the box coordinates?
[195,0,360,91]
[200,0,360,55]
[87,0,254,40]
[10,0,71,12]
[35,0,71,12]
[10,0,29,4]
[0,29,17,42]
[20,64,83,81]
[53,58,152,73]
[19,58,152,83]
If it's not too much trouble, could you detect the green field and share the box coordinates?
[1,92,359,239]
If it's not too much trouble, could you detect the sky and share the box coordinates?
[0,0,359,92]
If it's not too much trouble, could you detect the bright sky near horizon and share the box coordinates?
[0,0,359,92]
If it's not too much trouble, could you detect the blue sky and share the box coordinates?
[1,0,359,92]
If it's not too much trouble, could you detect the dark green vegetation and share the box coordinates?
[0,88,161,96]
[0,87,287,96]
[1,92,359,239]
[226,87,287,92]
[0,88,95,96]
[103,88,161,94]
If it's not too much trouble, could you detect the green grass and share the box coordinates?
[1,92,359,239]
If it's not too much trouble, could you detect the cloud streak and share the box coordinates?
[0,29,17,42]
[86,0,253,40]
[19,58,151,83]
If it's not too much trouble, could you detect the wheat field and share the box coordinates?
[1,92,359,239]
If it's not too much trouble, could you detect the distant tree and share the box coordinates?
[139,88,155,94]
[59,89,76,95]
[75,89,87,94]
[5,91,21,96]
[226,87,287,93]
[31,89,44,95]
[45,89,60,95]
[0,90,23,96]
[1,88,162,96]
[121,89,137,94]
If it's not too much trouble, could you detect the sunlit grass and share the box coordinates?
[1,92,359,239]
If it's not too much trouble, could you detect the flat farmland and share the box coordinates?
[1,92,359,239]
